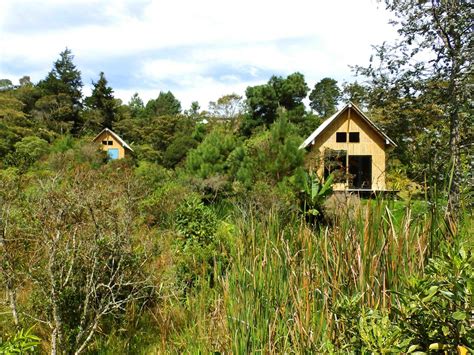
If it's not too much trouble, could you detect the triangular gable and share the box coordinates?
[299,102,396,149]
[93,128,134,152]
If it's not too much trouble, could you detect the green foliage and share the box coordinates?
[128,92,145,118]
[0,328,40,354]
[358,0,472,217]
[309,77,341,117]
[242,72,309,134]
[37,48,83,134]
[332,295,408,353]
[84,72,117,129]
[13,136,49,160]
[145,91,181,117]
[294,170,333,219]
[208,93,244,121]
[231,114,304,187]
[395,245,474,352]
[174,197,224,291]
[186,128,238,179]
[4,136,50,169]
[342,81,369,109]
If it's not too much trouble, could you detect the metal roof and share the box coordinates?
[299,102,396,149]
[93,128,134,152]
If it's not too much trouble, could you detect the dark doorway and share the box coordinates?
[348,155,372,189]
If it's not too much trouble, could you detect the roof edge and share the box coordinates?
[299,102,396,149]
[93,128,134,152]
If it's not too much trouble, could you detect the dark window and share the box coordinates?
[349,132,360,142]
[102,140,107,145]
[107,141,113,145]
[336,132,347,142]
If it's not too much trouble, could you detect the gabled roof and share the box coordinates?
[299,102,396,149]
[93,128,134,152]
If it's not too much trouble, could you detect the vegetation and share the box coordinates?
[0,2,472,353]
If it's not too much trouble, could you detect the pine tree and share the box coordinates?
[85,72,117,129]
[38,48,83,134]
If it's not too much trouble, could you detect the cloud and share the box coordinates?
[0,0,398,109]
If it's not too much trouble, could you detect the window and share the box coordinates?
[336,132,347,142]
[102,140,107,145]
[349,132,360,142]
[107,141,113,145]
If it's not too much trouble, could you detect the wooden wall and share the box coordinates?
[94,131,127,159]
[309,108,387,190]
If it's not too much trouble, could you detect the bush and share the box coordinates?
[394,245,474,353]
[174,197,225,292]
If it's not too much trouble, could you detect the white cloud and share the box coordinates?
[0,0,398,109]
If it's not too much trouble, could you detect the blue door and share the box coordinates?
[107,148,119,160]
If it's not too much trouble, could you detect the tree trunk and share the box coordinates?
[448,107,461,221]
[446,55,462,225]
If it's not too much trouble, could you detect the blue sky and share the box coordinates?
[0,0,397,110]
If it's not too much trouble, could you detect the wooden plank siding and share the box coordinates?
[305,106,389,191]
[94,131,127,159]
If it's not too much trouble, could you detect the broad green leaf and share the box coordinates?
[452,311,466,320]
[422,285,438,302]
[407,344,421,353]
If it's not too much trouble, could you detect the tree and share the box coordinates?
[38,49,83,134]
[271,72,309,111]
[145,91,181,117]
[242,73,309,134]
[0,79,14,90]
[342,81,369,109]
[186,128,238,179]
[357,0,472,220]
[209,94,245,121]
[309,78,341,117]
[85,72,117,129]
[231,112,304,186]
[128,92,145,119]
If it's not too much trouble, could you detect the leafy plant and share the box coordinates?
[294,170,333,221]
[0,328,41,354]
[394,245,474,353]
[174,197,226,292]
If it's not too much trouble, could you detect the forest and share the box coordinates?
[0,1,472,354]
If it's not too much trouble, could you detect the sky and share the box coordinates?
[0,0,398,110]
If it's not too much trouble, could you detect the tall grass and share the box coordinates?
[218,198,444,353]
[93,197,452,353]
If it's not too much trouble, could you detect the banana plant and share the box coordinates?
[300,171,334,218]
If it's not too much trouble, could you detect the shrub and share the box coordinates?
[174,197,226,292]
[394,245,473,353]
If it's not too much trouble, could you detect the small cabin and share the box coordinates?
[93,128,133,160]
[300,103,396,192]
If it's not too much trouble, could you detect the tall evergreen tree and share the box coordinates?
[128,92,145,119]
[309,78,341,118]
[38,48,83,134]
[85,72,117,129]
[155,91,181,116]
[242,72,309,135]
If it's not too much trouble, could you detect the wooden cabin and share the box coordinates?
[93,128,133,160]
[300,102,396,192]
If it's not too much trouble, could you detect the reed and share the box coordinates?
[218,198,445,352]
